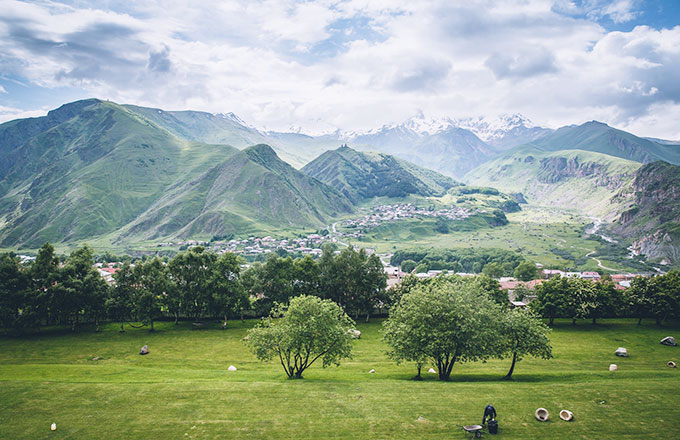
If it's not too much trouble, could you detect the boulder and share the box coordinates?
[228,365,237,372]
[559,410,574,421]
[609,364,618,371]
[139,345,149,355]
[427,368,437,374]
[661,336,677,346]
[369,369,375,374]
[668,361,677,368]
[535,408,549,422]
[615,347,628,357]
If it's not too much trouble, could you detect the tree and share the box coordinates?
[532,276,569,326]
[414,263,428,274]
[245,295,354,379]
[168,247,216,322]
[563,278,596,325]
[382,278,504,380]
[647,271,680,325]
[29,243,60,327]
[473,275,507,307]
[57,245,101,331]
[482,262,504,279]
[401,260,417,273]
[108,262,136,332]
[501,309,552,379]
[134,258,167,331]
[514,261,538,282]
[209,252,247,326]
[0,254,29,331]
[625,276,653,325]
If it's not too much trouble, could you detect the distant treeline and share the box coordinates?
[391,248,525,275]
[0,243,387,333]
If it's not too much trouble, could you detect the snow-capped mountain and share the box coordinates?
[453,114,552,149]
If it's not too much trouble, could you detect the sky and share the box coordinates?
[1,0,679,139]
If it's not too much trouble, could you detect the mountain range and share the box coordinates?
[1,98,679,263]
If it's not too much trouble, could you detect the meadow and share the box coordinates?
[1,319,678,439]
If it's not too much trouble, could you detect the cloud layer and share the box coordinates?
[0,0,679,138]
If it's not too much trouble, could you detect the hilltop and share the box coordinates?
[301,145,460,203]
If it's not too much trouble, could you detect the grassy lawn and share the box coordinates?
[1,319,678,439]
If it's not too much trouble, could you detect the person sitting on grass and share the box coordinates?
[482,404,496,425]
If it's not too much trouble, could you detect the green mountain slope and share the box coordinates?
[118,144,353,242]
[464,148,641,218]
[525,121,680,165]
[0,100,353,247]
[301,145,460,203]
[610,161,680,263]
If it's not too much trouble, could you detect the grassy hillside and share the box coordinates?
[525,121,680,165]
[465,148,641,219]
[1,319,678,439]
[0,100,353,248]
[301,145,460,203]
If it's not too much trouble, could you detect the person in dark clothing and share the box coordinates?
[482,404,496,425]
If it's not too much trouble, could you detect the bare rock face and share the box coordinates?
[661,336,677,346]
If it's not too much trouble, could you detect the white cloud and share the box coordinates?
[0,0,679,139]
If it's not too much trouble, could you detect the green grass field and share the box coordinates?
[1,319,679,439]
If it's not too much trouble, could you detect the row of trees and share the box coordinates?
[392,248,525,276]
[531,271,680,326]
[0,243,387,333]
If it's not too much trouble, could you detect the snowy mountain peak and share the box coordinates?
[214,112,249,127]
[452,114,538,143]
[400,111,456,135]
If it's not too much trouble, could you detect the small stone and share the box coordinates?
[668,361,677,368]
[615,347,628,357]
[228,365,237,372]
[417,416,425,422]
[92,356,100,361]
[535,408,549,422]
[661,336,677,346]
[51,423,56,431]
[427,368,436,374]
[369,369,375,374]
[609,364,618,371]
[140,345,149,355]
[350,329,361,339]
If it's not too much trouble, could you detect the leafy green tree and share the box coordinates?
[108,262,136,332]
[647,271,680,325]
[532,275,569,326]
[625,276,653,325]
[400,260,417,273]
[563,278,597,325]
[245,295,355,379]
[382,278,504,380]
[293,255,320,297]
[474,274,507,307]
[56,245,102,331]
[209,252,248,326]
[414,263,428,274]
[514,261,538,281]
[589,281,621,324]
[482,262,504,279]
[29,243,60,327]
[0,254,29,331]
[168,247,216,322]
[134,258,168,331]
[501,309,552,379]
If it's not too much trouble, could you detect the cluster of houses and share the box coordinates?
[344,203,471,230]
[382,262,651,307]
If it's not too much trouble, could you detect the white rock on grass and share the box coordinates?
[609,364,618,371]
[369,369,376,374]
[51,423,56,431]
[661,336,677,346]
[428,368,436,374]
[615,347,628,357]
[228,365,237,372]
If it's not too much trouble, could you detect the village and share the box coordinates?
[343,203,472,230]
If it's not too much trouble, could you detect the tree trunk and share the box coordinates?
[504,351,517,380]
[549,317,554,326]
[414,363,423,380]
[120,321,125,333]
[150,319,154,332]
[592,317,597,325]
[637,317,642,325]
[174,313,179,325]
[572,318,576,325]
[365,312,370,323]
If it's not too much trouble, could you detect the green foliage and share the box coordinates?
[245,295,355,379]
[482,262,504,279]
[382,277,505,380]
[391,248,524,274]
[501,309,552,379]
[400,260,417,273]
[514,261,538,281]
